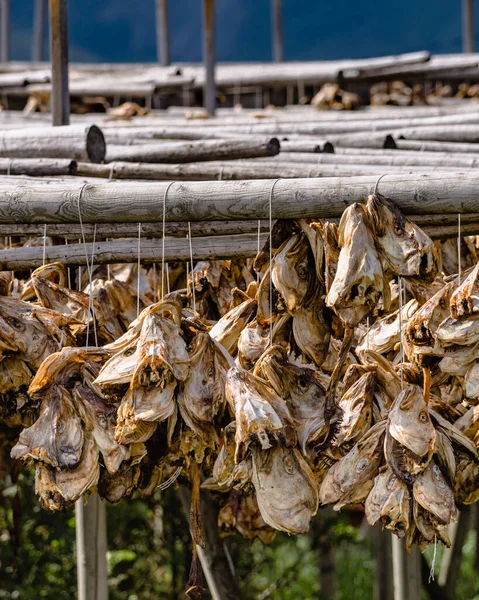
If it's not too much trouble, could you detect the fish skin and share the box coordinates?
[271,233,315,314]
[292,287,331,368]
[319,420,386,506]
[334,372,375,448]
[450,262,479,320]
[436,314,479,347]
[366,193,438,283]
[225,366,296,463]
[413,461,457,525]
[365,467,411,537]
[251,445,319,535]
[209,297,257,353]
[326,204,384,327]
[388,385,436,458]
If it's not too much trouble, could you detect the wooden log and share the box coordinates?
[0,157,77,176]
[156,0,170,67]
[325,133,396,149]
[203,0,216,115]
[438,507,471,596]
[105,137,280,163]
[0,125,105,162]
[0,233,269,270]
[0,0,9,63]
[274,150,479,169]
[1,174,479,224]
[75,496,108,600]
[49,0,70,126]
[79,159,435,180]
[33,0,47,62]
[393,139,479,154]
[271,0,284,63]
[423,222,479,239]
[393,125,479,143]
[0,220,268,238]
[280,140,334,153]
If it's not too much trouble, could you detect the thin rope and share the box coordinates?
[158,466,183,491]
[153,264,158,303]
[86,224,98,349]
[269,179,280,346]
[65,238,71,289]
[398,276,404,390]
[161,182,175,300]
[109,164,114,180]
[458,213,462,286]
[257,219,261,283]
[373,173,387,196]
[77,185,93,284]
[429,535,437,582]
[6,159,11,176]
[218,167,224,181]
[42,224,47,266]
[106,239,111,281]
[187,222,196,313]
[137,223,141,318]
[366,317,370,351]
[166,263,170,294]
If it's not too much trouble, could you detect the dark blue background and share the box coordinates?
[12,1,470,62]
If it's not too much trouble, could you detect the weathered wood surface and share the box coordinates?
[280,140,334,153]
[0,157,77,175]
[0,220,268,238]
[49,0,70,126]
[393,139,479,154]
[203,0,216,116]
[80,159,446,180]
[105,137,280,163]
[0,233,269,269]
[0,125,105,162]
[1,174,479,224]
[156,0,170,67]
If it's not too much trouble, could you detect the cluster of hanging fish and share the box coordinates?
[2,192,479,563]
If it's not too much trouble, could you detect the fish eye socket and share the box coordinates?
[123,347,136,357]
[57,420,65,434]
[419,412,428,423]
[439,300,447,309]
[8,317,24,330]
[394,222,404,236]
[356,458,368,473]
[283,455,296,474]
[297,265,308,280]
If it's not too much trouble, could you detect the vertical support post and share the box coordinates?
[391,535,421,600]
[75,496,109,600]
[202,0,216,116]
[0,0,10,63]
[463,0,475,53]
[271,0,283,63]
[33,0,47,62]
[373,525,394,600]
[49,0,70,126]
[155,0,170,66]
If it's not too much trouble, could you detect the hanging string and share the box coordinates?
[86,224,98,350]
[269,180,280,346]
[429,535,437,582]
[6,160,11,176]
[153,264,158,303]
[166,262,170,294]
[188,222,196,313]
[77,239,82,292]
[161,182,175,300]
[42,224,47,266]
[65,238,71,289]
[137,223,141,318]
[257,219,261,283]
[109,164,115,180]
[373,173,387,196]
[158,466,183,491]
[458,213,462,285]
[398,276,404,389]
[366,317,370,351]
[218,167,224,182]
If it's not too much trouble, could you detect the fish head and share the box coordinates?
[335,372,375,447]
[406,282,455,347]
[366,193,438,283]
[388,385,436,457]
[271,233,315,314]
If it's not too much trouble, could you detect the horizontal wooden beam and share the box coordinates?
[0,174,478,224]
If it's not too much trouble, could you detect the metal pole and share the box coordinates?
[271,0,284,62]
[155,0,170,66]
[463,0,475,53]
[0,0,10,63]
[33,0,47,62]
[49,0,70,126]
[75,496,109,600]
[202,0,216,116]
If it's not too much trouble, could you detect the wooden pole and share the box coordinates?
[271,0,284,63]
[155,0,170,67]
[75,495,108,600]
[203,0,216,116]
[49,0,70,126]
[0,0,10,63]
[392,535,421,600]
[33,0,47,62]
[3,174,479,224]
[438,507,471,596]
[463,0,475,53]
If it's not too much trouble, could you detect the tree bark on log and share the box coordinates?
[105,138,280,163]
[393,139,479,154]
[0,125,105,162]
[0,157,77,176]
[1,174,479,224]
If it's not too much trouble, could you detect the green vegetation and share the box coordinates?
[1,472,478,599]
